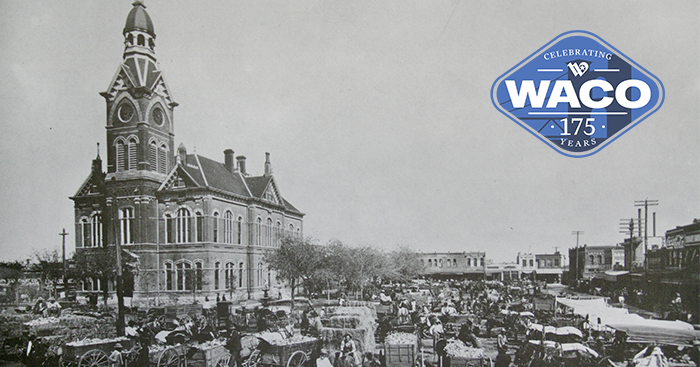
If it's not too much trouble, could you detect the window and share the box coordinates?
[91,214,102,247]
[275,222,282,247]
[522,260,527,267]
[195,262,203,291]
[214,262,220,290]
[453,259,457,267]
[225,262,235,291]
[266,218,273,246]
[224,211,234,243]
[480,258,485,267]
[256,218,262,246]
[212,212,219,242]
[239,262,244,288]
[554,259,560,267]
[237,217,243,244]
[116,140,126,171]
[439,259,443,267]
[150,141,157,171]
[597,255,602,265]
[80,218,91,248]
[137,34,145,46]
[165,214,175,244]
[588,255,594,265]
[196,212,203,242]
[176,208,191,243]
[158,144,167,174]
[120,208,135,245]
[128,138,137,170]
[165,263,173,291]
[529,259,533,267]
[428,259,432,267]
[467,258,471,267]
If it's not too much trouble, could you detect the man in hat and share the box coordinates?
[109,343,125,367]
[47,297,62,317]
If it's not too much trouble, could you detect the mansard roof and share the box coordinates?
[159,153,303,215]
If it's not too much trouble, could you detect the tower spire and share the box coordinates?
[123,0,156,61]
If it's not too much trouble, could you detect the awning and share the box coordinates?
[607,319,696,346]
[603,270,629,282]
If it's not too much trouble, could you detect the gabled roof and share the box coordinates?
[158,153,302,215]
[71,171,106,199]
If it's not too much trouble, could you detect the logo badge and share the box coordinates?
[491,31,664,157]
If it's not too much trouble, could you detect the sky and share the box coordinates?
[0,0,698,263]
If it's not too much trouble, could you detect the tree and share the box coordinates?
[264,235,323,305]
[387,246,425,283]
[32,248,64,298]
[325,241,388,298]
[0,261,25,304]
[71,247,136,306]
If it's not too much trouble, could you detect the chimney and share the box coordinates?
[177,143,187,165]
[236,155,247,175]
[224,149,235,172]
[92,142,103,174]
[264,152,272,176]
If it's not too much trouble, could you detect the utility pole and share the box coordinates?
[635,199,658,272]
[572,231,584,281]
[620,219,635,270]
[111,177,125,336]
[59,228,69,297]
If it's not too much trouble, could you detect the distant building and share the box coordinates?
[535,252,566,283]
[569,245,625,280]
[418,252,486,280]
[647,219,700,273]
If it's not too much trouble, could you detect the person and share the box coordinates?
[308,310,323,337]
[301,310,311,335]
[226,326,242,367]
[47,297,62,317]
[109,343,125,367]
[429,319,444,353]
[497,330,509,354]
[33,297,48,316]
[338,334,360,367]
[457,322,481,348]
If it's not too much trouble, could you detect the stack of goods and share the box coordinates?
[66,336,129,347]
[384,333,417,346]
[444,340,484,359]
[187,339,228,367]
[384,333,418,367]
[0,314,38,339]
[22,314,117,346]
[320,307,376,353]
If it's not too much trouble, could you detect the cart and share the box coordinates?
[60,337,133,367]
[187,343,231,367]
[148,344,189,367]
[246,334,321,367]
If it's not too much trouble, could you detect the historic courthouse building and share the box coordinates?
[71,2,304,301]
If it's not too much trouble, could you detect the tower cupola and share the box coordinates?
[123,1,156,61]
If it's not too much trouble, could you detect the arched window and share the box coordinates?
[127,137,137,171]
[195,262,203,291]
[195,212,203,242]
[258,262,264,287]
[176,208,191,243]
[126,34,133,45]
[214,262,220,290]
[597,255,602,265]
[165,262,173,291]
[224,211,234,243]
[480,258,485,267]
[137,34,145,46]
[116,140,126,172]
[80,218,91,248]
[120,208,135,245]
[256,218,262,246]
[289,223,294,235]
[239,262,244,288]
[91,214,102,247]
[158,144,167,174]
[428,259,432,267]
[588,255,594,265]
[237,217,243,244]
[212,212,219,243]
[275,222,282,247]
[266,218,273,246]
[225,262,234,291]
[467,258,471,267]
[439,259,443,268]
[453,259,457,267]
[149,141,158,171]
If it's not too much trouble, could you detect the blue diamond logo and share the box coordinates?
[491,31,664,157]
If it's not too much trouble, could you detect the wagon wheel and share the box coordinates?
[246,349,261,367]
[216,352,232,367]
[78,349,110,367]
[157,347,183,367]
[286,351,308,367]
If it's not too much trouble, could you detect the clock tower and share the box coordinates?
[101,0,177,178]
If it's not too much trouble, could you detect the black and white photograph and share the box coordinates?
[0,1,698,366]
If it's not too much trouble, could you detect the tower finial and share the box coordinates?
[96,142,101,159]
